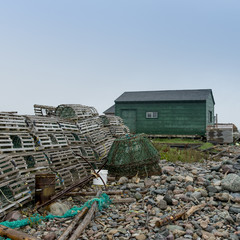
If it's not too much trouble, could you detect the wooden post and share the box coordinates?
[112,198,136,204]
[58,207,88,240]
[0,225,38,240]
[69,191,101,240]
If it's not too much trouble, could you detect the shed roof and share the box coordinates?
[115,89,215,104]
[103,104,115,114]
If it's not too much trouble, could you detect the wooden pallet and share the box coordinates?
[55,104,99,120]
[0,133,35,154]
[0,112,28,132]
[25,115,63,132]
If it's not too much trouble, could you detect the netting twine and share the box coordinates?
[0,193,111,239]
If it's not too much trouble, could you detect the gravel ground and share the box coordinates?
[3,146,240,240]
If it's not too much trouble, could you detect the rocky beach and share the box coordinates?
[3,145,239,240]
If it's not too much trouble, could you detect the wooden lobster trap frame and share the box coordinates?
[0,133,35,154]
[0,113,28,132]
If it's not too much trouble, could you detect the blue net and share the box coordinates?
[0,193,111,232]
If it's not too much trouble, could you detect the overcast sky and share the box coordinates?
[0,1,239,129]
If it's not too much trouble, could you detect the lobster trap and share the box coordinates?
[106,134,161,177]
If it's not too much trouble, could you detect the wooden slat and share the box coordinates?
[93,139,114,158]
[25,115,62,132]
[70,145,95,159]
[0,133,35,153]
[0,113,28,132]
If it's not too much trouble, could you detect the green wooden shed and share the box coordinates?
[107,89,215,136]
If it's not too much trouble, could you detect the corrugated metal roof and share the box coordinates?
[103,104,115,114]
[115,89,214,103]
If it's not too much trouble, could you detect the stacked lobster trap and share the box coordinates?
[0,104,129,216]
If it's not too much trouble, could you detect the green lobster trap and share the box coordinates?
[106,134,161,177]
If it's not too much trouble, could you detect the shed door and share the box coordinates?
[121,110,137,133]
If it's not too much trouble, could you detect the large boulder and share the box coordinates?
[49,202,70,216]
[4,211,23,222]
[221,174,240,192]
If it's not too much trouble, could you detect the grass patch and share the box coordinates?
[152,138,203,144]
[153,143,208,163]
[199,142,214,150]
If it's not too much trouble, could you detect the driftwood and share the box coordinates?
[200,145,218,152]
[155,210,186,227]
[211,149,227,159]
[0,225,38,240]
[232,154,240,161]
[58,207,88,240]
[113,198,136,204]
[69,191,101,240]
[155,203,206,227]
[66,190,124,196]
[184,203,206,219]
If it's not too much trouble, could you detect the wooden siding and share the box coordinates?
[206,94,215,127]
[115,101,209,135]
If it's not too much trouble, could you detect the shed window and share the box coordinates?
[146,112,158,119]
[208,111,213,123]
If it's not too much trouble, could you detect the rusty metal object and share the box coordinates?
[35,173,55,205]
[36,158,108,211]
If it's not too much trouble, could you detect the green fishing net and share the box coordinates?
[0,193,111,231]
[107,134,161,177]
